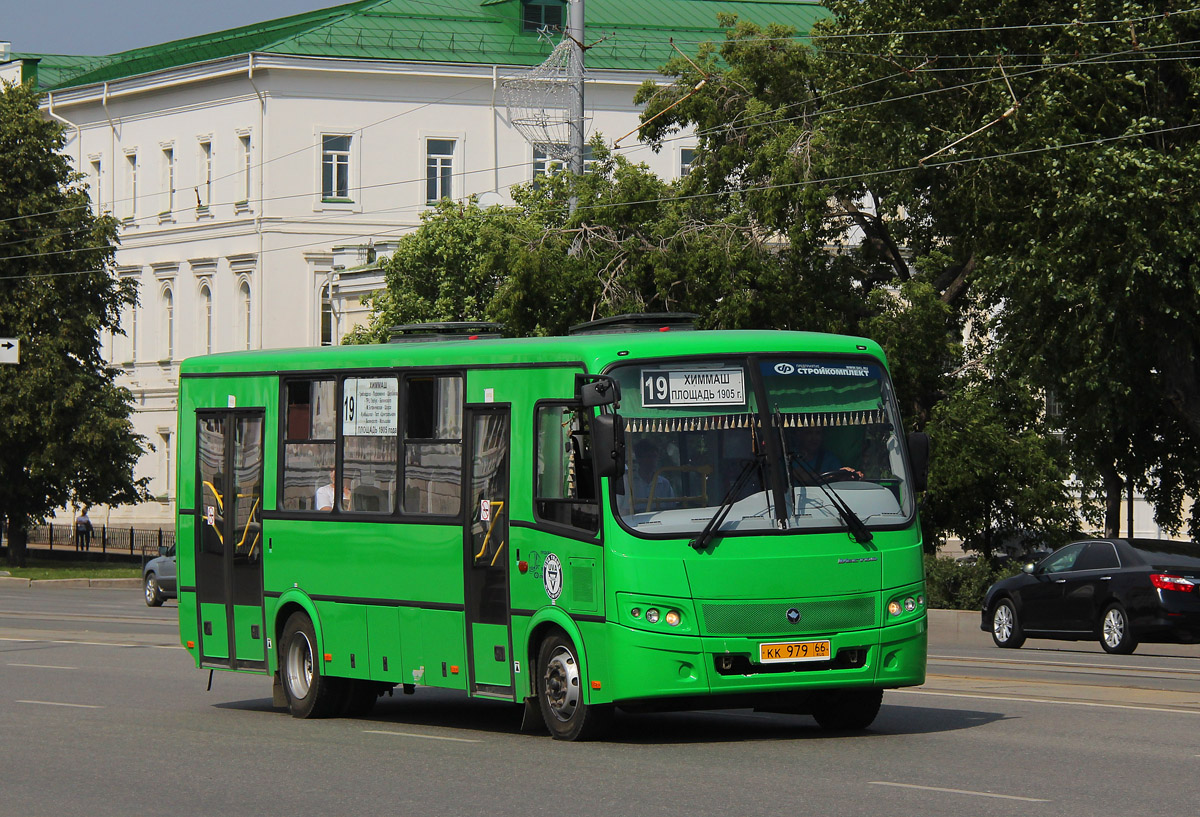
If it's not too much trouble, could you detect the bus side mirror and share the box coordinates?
[592,413,626,480]
[907,431,930,492]
[579,376,620,408]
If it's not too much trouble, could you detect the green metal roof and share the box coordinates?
[27,0,825,91]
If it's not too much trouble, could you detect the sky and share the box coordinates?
[2,0,348,55]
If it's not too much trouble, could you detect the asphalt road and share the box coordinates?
[2,587,1198,817]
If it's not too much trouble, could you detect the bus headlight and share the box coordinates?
[888,589,925,618]
[645,608,660,624]
[665,610,681,627]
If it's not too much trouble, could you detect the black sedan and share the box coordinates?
[981,538,1200,654]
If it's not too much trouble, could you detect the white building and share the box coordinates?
[2,0,824,526]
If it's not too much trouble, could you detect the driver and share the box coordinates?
[631,438,675,511]
[790,426,862,482]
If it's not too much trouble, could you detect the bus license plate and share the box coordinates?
[758,640,831,663]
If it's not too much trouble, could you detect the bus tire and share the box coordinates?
[280,612,343,719]
[536,631,611,741]
[811,687,883,731]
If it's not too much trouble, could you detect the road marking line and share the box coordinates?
[363,729,482,744]
[0,636,177,650]
[929,654,1200,675]
[870,782,1049,802]
[17,700,103,709]
[895,688,1200,715]
[8,663,76,670]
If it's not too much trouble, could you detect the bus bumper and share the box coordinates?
[602,616,926,706]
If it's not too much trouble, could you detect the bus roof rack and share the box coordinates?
[388,322,504,343]
[568,313,699,336]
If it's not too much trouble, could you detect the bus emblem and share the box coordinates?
[786,608,801,624]
[543,553,563,601]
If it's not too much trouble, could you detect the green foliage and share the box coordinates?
[642,2,1200,540]
[923,555,1012,611]
[921,372,1078,558]
[0,80,150,565]
[353,143,788,340]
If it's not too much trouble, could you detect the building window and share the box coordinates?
[199,284,213,355]
[533,144,595,186]
[426,139,456,204]
[162,148,175,214]
[90,159,103,215]
[239,134,252,204]
[522,0,564,32]
[320,283,334,346]
[160,431,172,500]
[322,135,352,200]
[198,140,212,208]
[121,279,139,364]
[680,148,696,177]
[161,287,174,360]
[125,153,138,219]
[239,281,252,350]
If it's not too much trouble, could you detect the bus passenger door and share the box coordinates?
[464,406,514,697]
[195,410,267,671]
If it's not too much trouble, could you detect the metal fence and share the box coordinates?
[24,523,175,559]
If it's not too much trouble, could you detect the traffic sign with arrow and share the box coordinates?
[0,338,20,365]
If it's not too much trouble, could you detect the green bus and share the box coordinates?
[175,315,929,740]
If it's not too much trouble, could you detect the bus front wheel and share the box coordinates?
[811,688,883,731]
[536,632,611,741]
[280,612,343,719]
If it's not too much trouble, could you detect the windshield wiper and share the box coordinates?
[689,456,762,551]
[787,448,874,546]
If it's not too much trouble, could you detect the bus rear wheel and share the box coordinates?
[536,632,610,741]
[811,688,884,731]
[280,612,343,719]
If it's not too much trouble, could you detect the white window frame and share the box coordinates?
[88,155,104,215]
[423,134,462,205]
[314,128,360,211]
[198,281,213,355]
[124,149,138,222]
[236,129,253,211]
[160,144,175,220]
[197,137,213,211]
[679,146,697,178]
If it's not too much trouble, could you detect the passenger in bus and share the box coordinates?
[315,468,352,511]
[631,438,675,512]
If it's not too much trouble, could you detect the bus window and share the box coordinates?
[341,377,399,513]
[535,404,599,533]
[282,379,335,511]
[402,375,463,515]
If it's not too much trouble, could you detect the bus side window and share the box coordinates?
[535,405,599,534]
[281,379,335,511]
[402,375,463,515]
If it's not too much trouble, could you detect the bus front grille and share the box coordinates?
[700,597,876,636]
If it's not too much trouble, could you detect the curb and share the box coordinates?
[0,577,143,589]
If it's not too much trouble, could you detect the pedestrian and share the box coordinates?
[75,507,94,552]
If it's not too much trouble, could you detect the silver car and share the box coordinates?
[143,545,177,607]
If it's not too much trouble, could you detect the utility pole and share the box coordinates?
[567,0,585,214]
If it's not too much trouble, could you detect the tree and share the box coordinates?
[0,81,150,566]
[639,3,1200,539]
[351,143,784,340]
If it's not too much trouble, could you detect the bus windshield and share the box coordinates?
[610,356,914,538]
